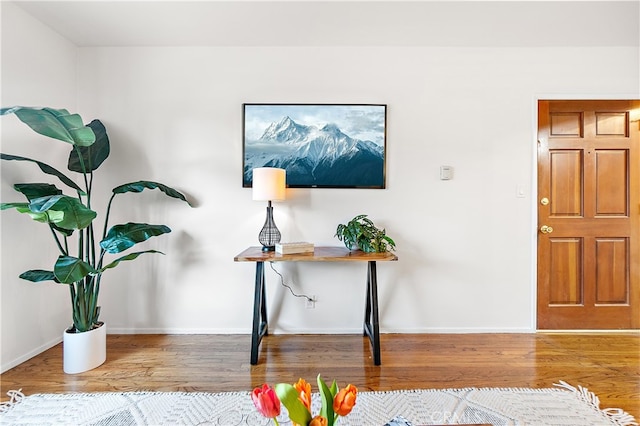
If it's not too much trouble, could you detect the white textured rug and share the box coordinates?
[0,382,636,426]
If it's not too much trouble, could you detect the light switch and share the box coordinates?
[440,166,453,180]
[516,184,526,198]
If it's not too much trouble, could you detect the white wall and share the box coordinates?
[2,4,639,372]
[1,2,79,371]
[76,46,638,335]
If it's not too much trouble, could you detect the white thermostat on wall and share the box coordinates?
[440,166,453,180]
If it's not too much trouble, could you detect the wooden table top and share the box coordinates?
[234,246,398,262]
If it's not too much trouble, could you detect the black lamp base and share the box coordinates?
[258,201,281,251]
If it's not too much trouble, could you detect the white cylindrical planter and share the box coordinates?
[63,323,106,374]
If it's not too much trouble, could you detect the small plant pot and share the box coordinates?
[63,322,106,374]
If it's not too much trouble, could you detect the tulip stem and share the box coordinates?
[272,419,280,426]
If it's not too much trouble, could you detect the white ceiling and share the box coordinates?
[9,1,640,47]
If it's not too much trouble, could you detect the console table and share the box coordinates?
[234,246,398,365]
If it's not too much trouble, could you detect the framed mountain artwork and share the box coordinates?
[243,103,387,188]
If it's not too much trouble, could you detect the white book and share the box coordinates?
[275,242,314,254]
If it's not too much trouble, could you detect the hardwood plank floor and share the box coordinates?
[1,333,638,421]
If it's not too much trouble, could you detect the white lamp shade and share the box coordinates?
[252,167,286,201]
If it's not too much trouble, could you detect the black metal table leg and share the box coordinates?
[363,261,381,365]
[251,261,268,365]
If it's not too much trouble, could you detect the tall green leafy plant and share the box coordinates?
[1,107,191,333]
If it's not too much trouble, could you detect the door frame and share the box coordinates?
[531,94,639,331]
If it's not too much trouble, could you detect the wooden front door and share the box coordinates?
[537,100,640,329]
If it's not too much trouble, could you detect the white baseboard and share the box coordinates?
[382,327,536,334]
[105,326,536,335]
[537,329,639,334]
[1,336,62,374]
[106,327,251,334]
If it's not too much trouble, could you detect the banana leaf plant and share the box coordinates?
[1,106,191,333]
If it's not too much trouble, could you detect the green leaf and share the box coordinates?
[318,374,335,425]
[1,202,64,223]
[14,183,63,201]
[68,119,110,173]
[274,383,312,426]
[112,181,192,206]
[19,269,60,283]
[1,106,95,146]
[28,209,65,224]
[329,380,338,398]
[100,223,171,254]
[1,202,29,211]
[1,153,85,194]
[381,234,396,250]
[51,223,75,237]
[29,195,96,229]
[52,198,96,230]
[100,250,164,272]
[54,256,98,284]
[29,194,64,213]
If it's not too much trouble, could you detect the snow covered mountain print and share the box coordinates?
[243,105,386,188]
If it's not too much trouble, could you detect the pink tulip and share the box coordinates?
[251,384,281,423]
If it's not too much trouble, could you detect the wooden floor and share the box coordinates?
[1,333,638,421]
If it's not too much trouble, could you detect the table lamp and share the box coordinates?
[252,167,286,251]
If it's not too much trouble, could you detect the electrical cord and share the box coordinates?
[269,262,314,302]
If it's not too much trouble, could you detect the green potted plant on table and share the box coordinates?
[1,106,191,373]
[335,214,396,253]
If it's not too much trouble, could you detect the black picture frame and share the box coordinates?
[243,103,387,188]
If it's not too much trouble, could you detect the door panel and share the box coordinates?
[550,150,583,216]
[537,100,639,329]
[548,238,583,305]
[595,150,627,216]
[594,238,628,304]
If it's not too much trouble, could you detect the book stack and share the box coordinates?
[275,242,314,254]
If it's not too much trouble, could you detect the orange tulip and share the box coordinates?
[293,378,312,411]
[251,384,281,420]
[333,384,358,417]
[309,415,328,426]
